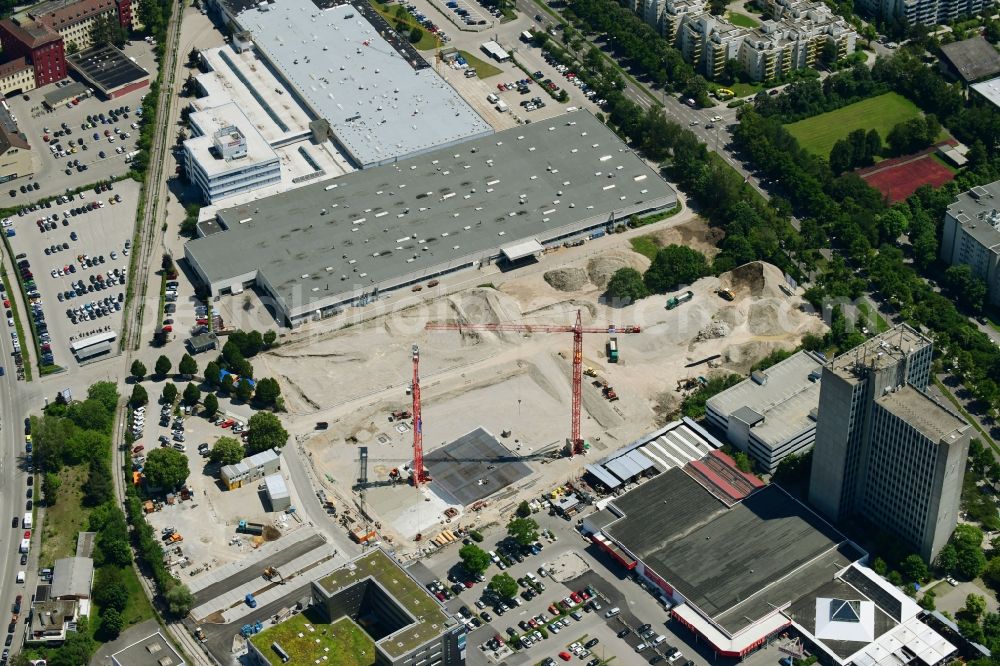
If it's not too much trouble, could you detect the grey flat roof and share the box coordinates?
[236,0,492,168]
[185,111,676,318]
[946,180,1000,249]
[828,324,930,381]
[111,631,186,666]
[606,470,856,633]
[875,385,969,443]
[586,463,622,489]
[940,37,1000,82]
[972,76,1000,109]
[67,44,149,92]
[706,351,822,449]
[425,427,532,506]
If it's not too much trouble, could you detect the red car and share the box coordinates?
[463,581,473,588]
[23,531,30,539]
[132,444,144,454]
[221,419,235,428]
[570,592,582,603]
[497,83,505,91]
[3,300,8,307]
[434,591,445,601]
[548,604,560,615]
[559,651,572,661]
[579,589,590,600]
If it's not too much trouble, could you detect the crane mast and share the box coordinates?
[411,344,428,487]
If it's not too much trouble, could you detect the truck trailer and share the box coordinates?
[237,520,264,535]
[607,337,619,363]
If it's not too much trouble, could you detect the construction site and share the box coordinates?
[242,214,827,555]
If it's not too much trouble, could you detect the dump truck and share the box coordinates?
[666,290,694,310]
[607,337,619,363]
[717,288,735,301]
[237,520,264,535]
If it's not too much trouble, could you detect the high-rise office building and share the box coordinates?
[809,324,970,561]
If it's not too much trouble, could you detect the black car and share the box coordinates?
[649,657,664,665]
[584,638,599,649]
[19,554,26,566]
[617,628,630,639]
[10,516,17,528]
[25,500,31,510]
[637,623,651,634]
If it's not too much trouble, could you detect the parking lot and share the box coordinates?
[5,179,139,367]
[3,39,156,205]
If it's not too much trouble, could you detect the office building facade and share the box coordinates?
[808,325,968,561]
[940,181,1000,308]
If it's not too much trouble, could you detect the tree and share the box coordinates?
[162,383,178,405]
[99,607,124,639]
[210,437,245,465]
[643,245,709,294]
[178,354,198,378]
[516,501,532,518]
[46,623,96,666]
[254,377,281,407]
[130,384,148,407]
[606,267,650,304]
[872,557,887,575]
[143,448,190,490]
[957,547,988,580]
[66,40,79,55]
[94,575,128,613]
[901,554,929,583]
[507,517,539,546]
[130,359,147,381]
[83,457,113,506]
[43,472,61,506]
[984,556,1000,588]
[235,378,254,403]
[459,544,492,575]
[155,355,172,377]
[183,382,201,406]
[245,412,289,454]
[165,583,196,617]
[205,360,221,388]
[202,393,219,418]
[409,26,423,43]
[263,330,277,348]
[488,573,518,599]
[965,593,987,619]
[68,399,113,433]
[829,138,852,175]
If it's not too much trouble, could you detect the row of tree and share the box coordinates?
[606,244,710,303]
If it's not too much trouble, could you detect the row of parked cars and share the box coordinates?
[17,259,55,367]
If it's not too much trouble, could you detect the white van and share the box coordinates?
[488,550,500,564]
[16,571,24,584]
[23,512,32,530]
[19,538,29,553]
[605,607,620,618]
[487,93,499,104]
[654,635,667,646]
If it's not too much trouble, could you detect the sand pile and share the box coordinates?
[720,261,786,298]
[586,252,646,288]
[747,300,788,336]
[544,268,589,292]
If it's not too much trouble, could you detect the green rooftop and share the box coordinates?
[316,549,453,658]
[249,611,376,666]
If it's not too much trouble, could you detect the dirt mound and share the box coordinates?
[719,261,786,299]
[696,320,730,341]
[544,268,589,292]
[748,300,788,336]
[586,252,646,289]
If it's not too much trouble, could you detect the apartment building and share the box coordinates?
[939,181,1000,307]
[0,105,32,183]
[856,0,987,25]
[808,325,969,561]
[0,58,37,96]
[634,0,855,81]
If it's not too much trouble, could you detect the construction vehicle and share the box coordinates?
[168,533,183,543]
[245,593,257,608]
[666,290,694,310]
[388,409,412,422]
[607,337,619,363]
[583,367,597,378]
[263,567,285,584]
[717,288,735,301]
[601,385,619,402]
[237,520,264,536]
[194,627,207,642]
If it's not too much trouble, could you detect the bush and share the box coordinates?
[643,245,709,294]
[469,530,484,542]
[606,267,649,304]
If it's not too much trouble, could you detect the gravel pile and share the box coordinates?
[543,268,589,292]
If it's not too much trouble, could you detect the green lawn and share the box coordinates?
[458,50,502,78]
[784,92,922,158]
[855,300,889,334]
[368,0,442,50]
[250,611,375,666]
[39,466,91,567]
[726,11,759,27]
[630,235,659,260]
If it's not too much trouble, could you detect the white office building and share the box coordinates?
[940,181,1000,307]
[184,102,281,204]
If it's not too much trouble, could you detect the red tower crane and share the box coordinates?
[411,344,429,487]
[425,310,639,456]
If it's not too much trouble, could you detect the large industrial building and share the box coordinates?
[228,0,492,169]
[583,445,958,665]
[809,325,970,561]
[247,548,464,666]
[184,111,678,326]
[939,180,1000,308]
[705,350,823,473]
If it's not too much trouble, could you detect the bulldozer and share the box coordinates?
[583,367,598,378]
[263,566,285,584]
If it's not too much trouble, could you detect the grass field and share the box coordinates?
[39,466,91,567]
[785,92,921,158]
[630,235,659,260]
[458,50,502,78]
[89,566,156,639]
[250,612,376,666]
[727,11,759,27]
[368,0,442,51]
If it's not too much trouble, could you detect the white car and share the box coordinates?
[7,318,13,327]
[16,571,24,584]
[1,218,10,227]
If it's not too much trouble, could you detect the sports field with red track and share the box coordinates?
[860,154,955,203]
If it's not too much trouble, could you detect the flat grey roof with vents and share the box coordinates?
[236,0,493,168]
[946,179,1000,248]
[183,111,677,323]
